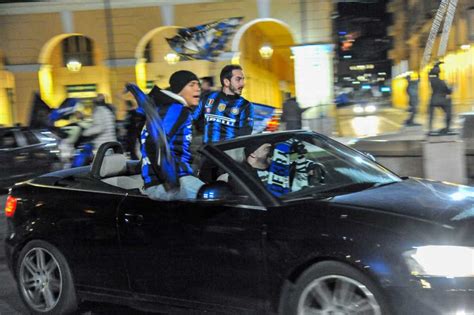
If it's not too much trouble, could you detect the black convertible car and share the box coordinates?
[0,127,61,189]
[4,131,474,314]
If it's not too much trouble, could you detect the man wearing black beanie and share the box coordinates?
[139,70,204,201]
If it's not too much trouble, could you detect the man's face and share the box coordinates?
[201,80,211,92]
[252,143,273,166]
[179,80,201,107]
[225,69,245,95]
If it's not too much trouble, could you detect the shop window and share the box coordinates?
[62,36,94,67]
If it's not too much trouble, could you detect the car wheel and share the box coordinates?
[16,240,77,315]
[283,261,390,315]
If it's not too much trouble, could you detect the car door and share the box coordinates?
[117,193,267,312]
[33,184,131,294]
[0,129,25,186]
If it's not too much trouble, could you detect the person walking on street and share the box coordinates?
[404,75,421,126]
[123,100,144,160]
[193,64,254,143]
[281,93,309,130]
[82,94,117,152]
[428,62,453,135]
[140,70,204,201]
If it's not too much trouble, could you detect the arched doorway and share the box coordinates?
[135,26,212,92]
[231,18,296,108]
[38,34,107,108]
[0,49,16,125]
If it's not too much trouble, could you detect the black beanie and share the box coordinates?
[169,70,199,94]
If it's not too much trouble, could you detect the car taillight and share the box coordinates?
[5,195,17,218]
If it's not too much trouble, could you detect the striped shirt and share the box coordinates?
[193,91,254,143]
[141,102,193,188]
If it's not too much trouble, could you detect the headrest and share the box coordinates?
[99,153,127,178]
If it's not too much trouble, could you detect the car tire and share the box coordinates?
[15,240,78,315]
[281,261,391,315]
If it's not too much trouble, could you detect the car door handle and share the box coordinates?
[124,213,144,226]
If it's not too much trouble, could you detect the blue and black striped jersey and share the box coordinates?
[193,91,254,143]
[141,99,194,189]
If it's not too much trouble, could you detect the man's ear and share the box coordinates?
[223,78,230,87]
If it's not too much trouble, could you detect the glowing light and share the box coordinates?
[164,53,180,65]
[365,105,376,113]
[66,60,82,72]
[460,44,470,51]
[258,44,274,59]
[353,105,364,114]
[351,116,380,137]
[380,86,391,92]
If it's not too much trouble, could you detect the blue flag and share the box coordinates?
[166,17,243,61]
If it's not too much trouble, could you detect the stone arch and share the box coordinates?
[37,33,106,107]
[230,18,296,108]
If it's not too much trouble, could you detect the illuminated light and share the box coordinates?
[460,44,471,51]
[164,53,180,65]
[66,60,82,72]
[420,279,431,289]
[450,189,474,201]
[377,72,387,75]
[343,55,352,59]
[361,84,371,90]
[291,44,334,113]
[259,44,274,59]
[456,311,466,315]
[351,116,380,137]
[357,76,367,81]
[5,195,17,218]
[352,81,360,85]
[365,104,377,113]
[338,31,347,35]
[353,105,364,114]
[406,246,474,277]
[380,86,391,92]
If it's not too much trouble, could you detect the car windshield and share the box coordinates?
[217,132,401,200]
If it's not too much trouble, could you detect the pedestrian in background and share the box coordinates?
[123,100,144,160]
[82,94,117,153]
[281,93,309,130]
[428,62,453,135]
[404,74,421,126]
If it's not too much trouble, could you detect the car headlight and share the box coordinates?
[404,246,474,277]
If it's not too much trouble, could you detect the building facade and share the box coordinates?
[0,0,334,126]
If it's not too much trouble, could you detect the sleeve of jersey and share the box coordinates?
[239,101,254,136]
[192,94,207,121]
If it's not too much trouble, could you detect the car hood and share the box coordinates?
[330,178,474,225]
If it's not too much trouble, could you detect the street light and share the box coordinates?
[164,53,180,65]
[259,44,273,59]
[66,60,82,72]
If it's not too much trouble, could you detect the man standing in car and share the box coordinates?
[193,64,254,143]
[140,70,204,200]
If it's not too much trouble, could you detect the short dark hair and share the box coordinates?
[220,64,242,86]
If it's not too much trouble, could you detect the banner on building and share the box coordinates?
[166,17,243,61]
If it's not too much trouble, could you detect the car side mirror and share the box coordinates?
[197,182,238,204]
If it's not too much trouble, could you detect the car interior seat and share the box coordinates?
[91,141,144,191]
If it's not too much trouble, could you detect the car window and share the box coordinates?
[196,151,261,207]
[23,130,41,145]
[218,133,401,200]
[0,131,18,149]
